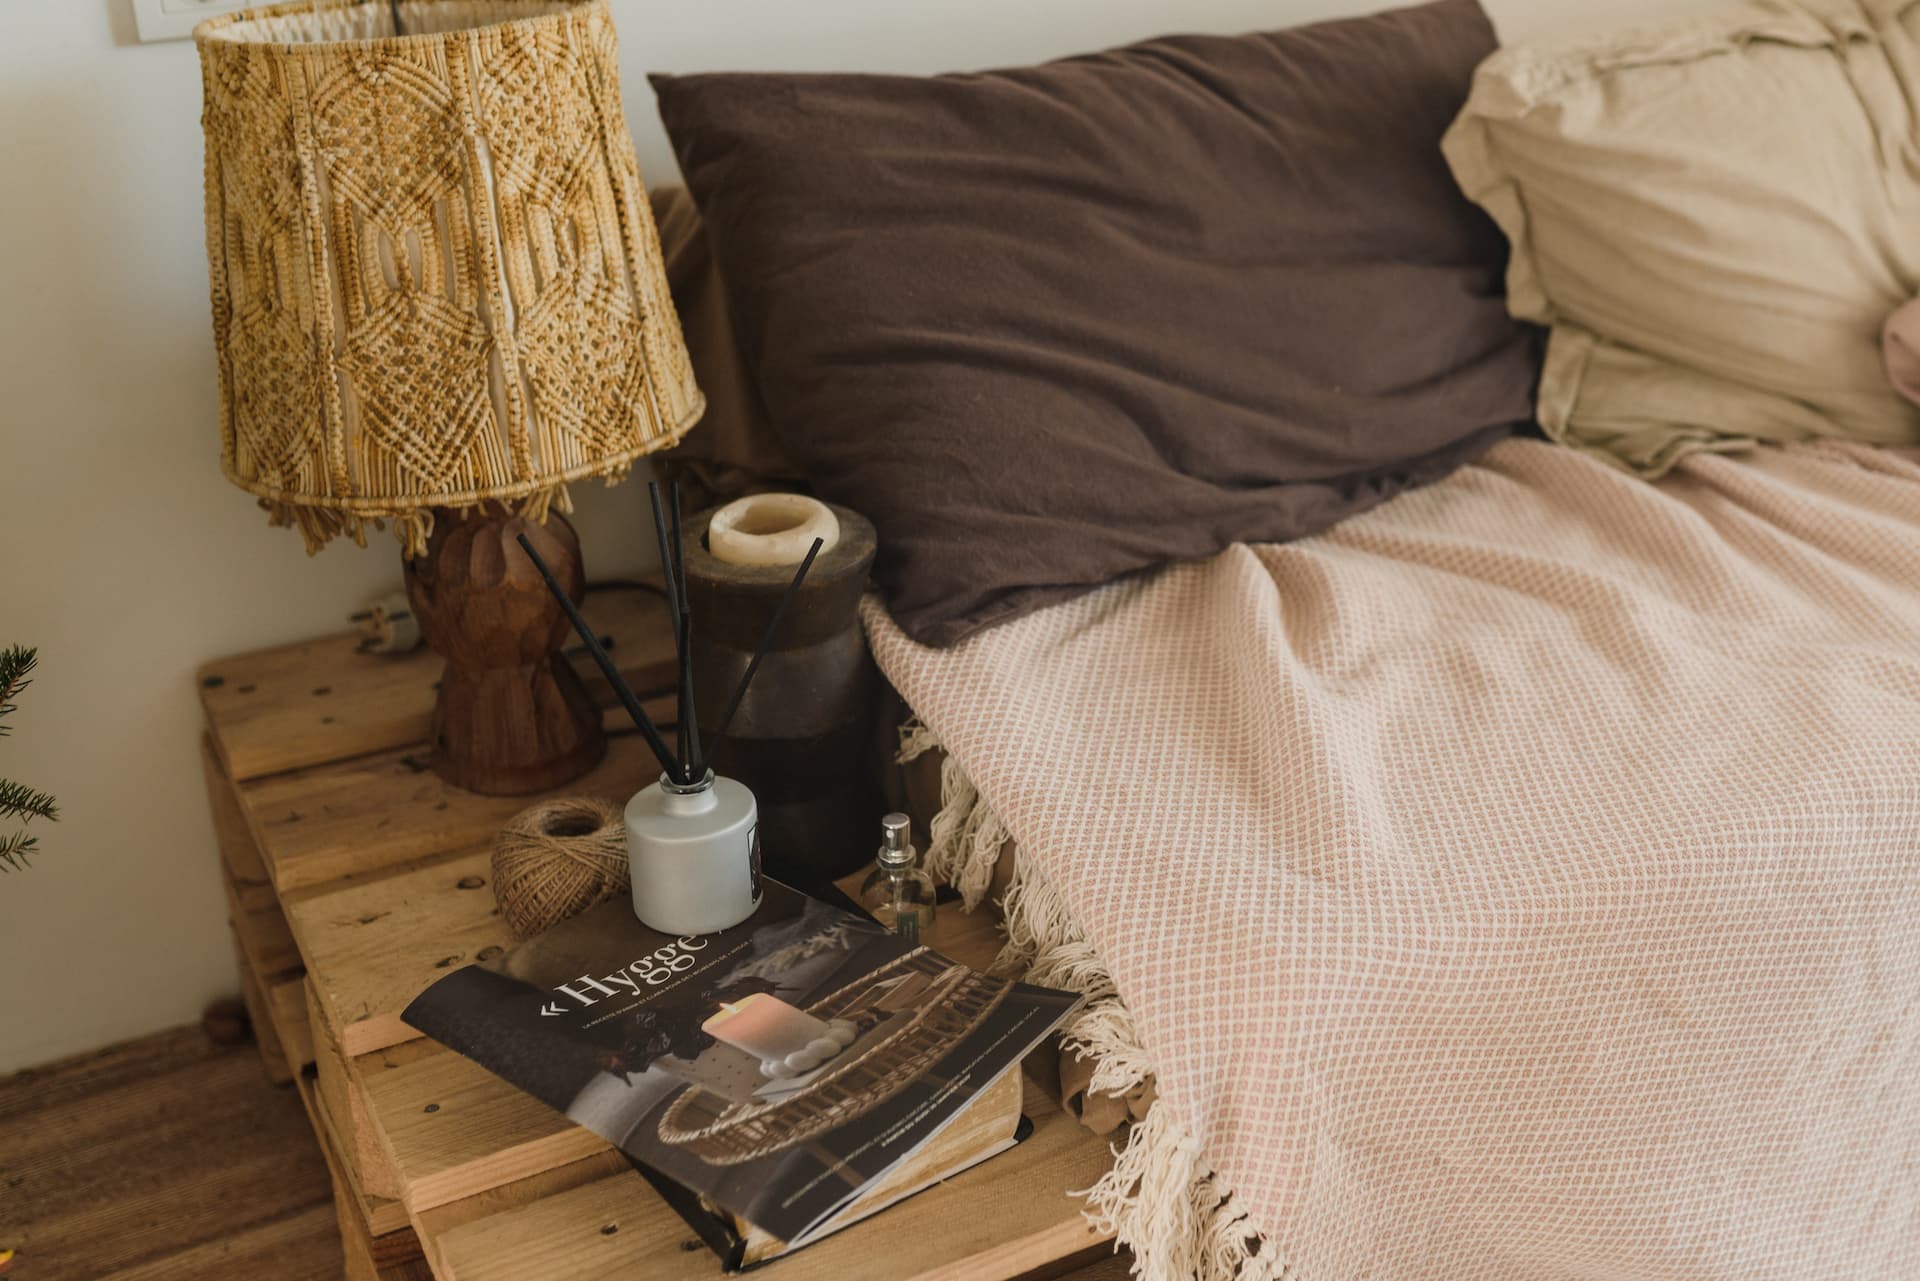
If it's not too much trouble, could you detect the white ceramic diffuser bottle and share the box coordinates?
[624,769,761,935]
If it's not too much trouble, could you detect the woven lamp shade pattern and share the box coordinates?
[196,0,703,554]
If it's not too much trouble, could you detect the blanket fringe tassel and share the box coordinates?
[896,722,1290,1281]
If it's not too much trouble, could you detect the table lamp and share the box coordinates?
[195,0,704,794]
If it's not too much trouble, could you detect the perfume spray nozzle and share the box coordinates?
[878,812,913,867]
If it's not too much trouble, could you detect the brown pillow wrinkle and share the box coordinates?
[654,0,1540,646]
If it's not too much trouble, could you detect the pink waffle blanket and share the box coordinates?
[862,438,1920,1281]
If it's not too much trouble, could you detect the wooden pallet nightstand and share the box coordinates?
[197,587,1115,1281]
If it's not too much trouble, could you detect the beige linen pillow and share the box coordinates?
[1443,0,1920,475]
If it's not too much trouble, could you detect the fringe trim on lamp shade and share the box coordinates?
[197,0,704,552]
[250,447,695,557]
[898,723,1293,1281]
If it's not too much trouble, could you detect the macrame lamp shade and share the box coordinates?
[196,0,704,795]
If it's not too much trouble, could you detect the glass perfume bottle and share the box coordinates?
[860,813,937,945]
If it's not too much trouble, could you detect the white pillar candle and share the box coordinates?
[707,493,840,567]
[703,993,835,1064]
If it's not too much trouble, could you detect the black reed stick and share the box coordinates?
[670,482,703,782]
[705,537,824,765]
[646,481,683,628]
[515,533,683,780]
[646,482,688,776]
[676,609,699,782]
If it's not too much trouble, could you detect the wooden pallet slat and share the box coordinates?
[408,1152,631,1278]
[288,847,510,1058]
[212,731,318,1078]
[333,1164,438,1281]
[232,928,293,1086]
[295,1064,419,1244]
[198,588,676,784]
[364,1050,612,1214]
[431,1082,1112,1281]
[243,713,668,895]
[223,869,303,988]
[272,973,315,1072]
[225,876,312,1074]
[225,913,312,1076]
[202,735,282,914]
[310,981,408,1201]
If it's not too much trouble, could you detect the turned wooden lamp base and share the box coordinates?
[402,505,607,796]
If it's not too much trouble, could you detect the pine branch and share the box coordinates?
[0,829,37,872]
[0,644,55,868]
[0,645,34,736]
[0,778,57,825]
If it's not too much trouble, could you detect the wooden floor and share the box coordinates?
[1,1023,339,1281]
[0,1024,1134,1281]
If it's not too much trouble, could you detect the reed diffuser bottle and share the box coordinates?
[860,813,937,945]
[624,769,760,935]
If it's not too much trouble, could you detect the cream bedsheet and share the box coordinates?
[863,438,1920,1281]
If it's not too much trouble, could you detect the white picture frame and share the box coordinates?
[131,0,253,43]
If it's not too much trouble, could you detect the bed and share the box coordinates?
[643,0,1920,1275]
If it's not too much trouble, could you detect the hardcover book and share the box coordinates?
[402,880,1080,1267]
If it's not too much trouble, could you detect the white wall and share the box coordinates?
[0,0,1672,1073]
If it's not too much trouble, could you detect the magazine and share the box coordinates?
[402,880,1081,1249]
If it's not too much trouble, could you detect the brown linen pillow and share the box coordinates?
[653,0,1539,646]
[646,185,802,507]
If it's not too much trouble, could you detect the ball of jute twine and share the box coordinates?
[492,796,628,939]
